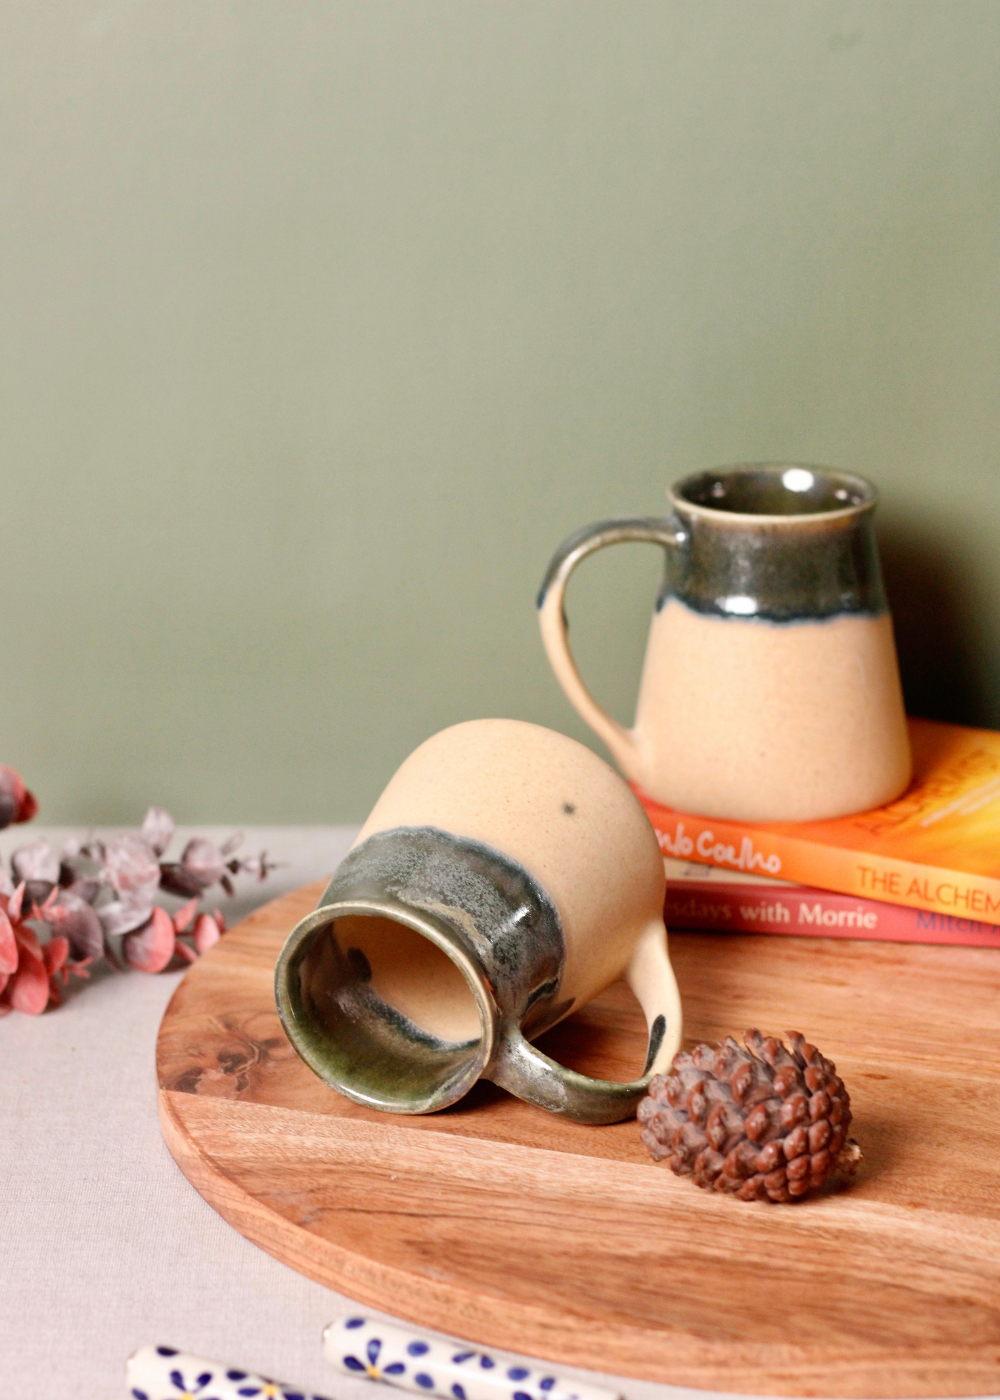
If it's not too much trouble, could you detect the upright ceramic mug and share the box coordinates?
[275,720,682,1125]
[539,463,912,823]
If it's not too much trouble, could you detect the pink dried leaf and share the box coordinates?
[174,940,198,964]
[180,837,226,889]
[213,909,226,933]
[78,835,105,862]
[219,831,244,857]
[141,806,175,857]
[123,906,176,973]
[241,851,280,881]
[62,875,102,906]
[172,897,200,935]
[42,936,70,977]
[33,885,60,920]
[158,863,206,899]
[11,840,60,885]
[0,910,17,974]
[25,879,57,908]
[14,925,43,961]
[47,892,106,961]
[103,833,161,902]
[9,940,50,1013]
[8,882,25,922]
[193,913,222,954]
[98,897,155,938]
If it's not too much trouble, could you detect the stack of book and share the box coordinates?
[636,717,1000,948]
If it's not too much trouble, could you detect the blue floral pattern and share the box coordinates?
[343,1335,408,1382]
[327,1318,601,1400]
[126,1345,332,1400]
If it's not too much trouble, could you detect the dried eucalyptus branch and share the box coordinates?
[0,800,276,1016]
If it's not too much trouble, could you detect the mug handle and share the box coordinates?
[537,517,687,785]
[485,918,682,1125]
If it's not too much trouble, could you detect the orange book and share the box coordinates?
[635,718,1000,921]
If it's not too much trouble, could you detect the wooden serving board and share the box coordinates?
[157,882,1000,1399]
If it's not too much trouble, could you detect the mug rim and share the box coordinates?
[668,462,878,526]
[274,896,500,1114]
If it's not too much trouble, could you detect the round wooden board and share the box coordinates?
[157,882,1000,1398]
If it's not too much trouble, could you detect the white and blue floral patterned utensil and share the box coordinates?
[126,1344,334,1400]
[323,1317,620,1400]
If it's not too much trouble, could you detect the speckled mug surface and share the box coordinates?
[274,720,681,1125]
[539,463,912,822]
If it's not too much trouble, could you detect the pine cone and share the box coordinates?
[638,1029,857,1202]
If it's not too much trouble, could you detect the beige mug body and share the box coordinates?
[275,719,682,1124]
[539,464,912,823]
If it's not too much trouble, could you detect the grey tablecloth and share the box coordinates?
[0,827,976,1400]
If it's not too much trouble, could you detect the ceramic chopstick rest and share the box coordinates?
[323,1317,621,1400]
[126,1344,334,1400]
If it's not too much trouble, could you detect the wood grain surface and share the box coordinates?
[156,882,1000,1398]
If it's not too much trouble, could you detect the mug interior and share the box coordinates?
[674,464,874,519]
[281,908,493,1113]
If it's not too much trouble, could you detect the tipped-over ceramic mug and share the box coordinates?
[538,463,912,822]
[274,719,682,1125]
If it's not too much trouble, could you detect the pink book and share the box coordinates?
[663,857,1000,948]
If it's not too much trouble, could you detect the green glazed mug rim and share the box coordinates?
[275,894,500,1115]
[669,462,878,528]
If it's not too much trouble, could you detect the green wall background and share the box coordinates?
[1,1,998,824]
